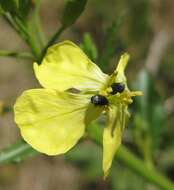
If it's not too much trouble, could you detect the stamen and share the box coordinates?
[130,91,143,96]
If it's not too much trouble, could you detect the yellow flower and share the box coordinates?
[14,41,142,177]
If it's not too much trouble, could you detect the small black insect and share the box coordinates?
[91,95,108,106]
[111,83,125,95]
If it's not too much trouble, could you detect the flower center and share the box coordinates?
[91,82,126,106]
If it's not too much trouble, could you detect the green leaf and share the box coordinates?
[66,143,102,179]
[0,0,32,20]
[0,5,3,14]
[133,69,165,160]
[0,140,37,164]
[80,32,98,62]
[127,0,150,42]
[0,0,18,15]
[0,137,174,189]
[99,14,125,72]
[18,0,32,19]
[61,0,87,27]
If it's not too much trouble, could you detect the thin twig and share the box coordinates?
[39,25,65,63]
[32,0,46,47]
[0,50,34,60]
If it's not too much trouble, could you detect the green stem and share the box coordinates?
[143,136,154,169]
[45,25,65,49]
[14,17,41,59]
[0,136,173,190]
[39,25,65,62]
[87,123,174,190]
[4,14,40,60]
[117,147,174,190]
[32,0,46,47]
[0,141,37,163]
[0,50,34,60]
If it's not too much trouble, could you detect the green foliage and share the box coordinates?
[18,0,32,19]
[40,0,88,61]
[111,164,147,190]
[0,0,18,15]
[0,140,37,164]
[126,0,150,42]
[0,0,32,20]
[61,0,87,27]
[80,33,98,62]
[133,70,165,163]
[66,143,102,179]
[99,14,125,72]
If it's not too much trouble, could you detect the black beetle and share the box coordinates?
[91,95,108,106]
[111,83,125,95]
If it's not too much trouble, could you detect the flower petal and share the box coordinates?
[103,105,129,178]
[107,53,130,87]
[14,89,102,155]
[34,41,108,92]
[115,53,129,82]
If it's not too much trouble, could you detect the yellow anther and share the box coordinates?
[99,90,108,96]
[130,91,143,97]
[123,98,133,104]
[106,87,113,94]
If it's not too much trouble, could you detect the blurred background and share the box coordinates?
[0,0,174,189]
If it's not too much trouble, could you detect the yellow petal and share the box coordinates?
[34,41,108,92]
[14,89,102,155]
[115,53,129,82]
[103,105,129,178]
[108,53,130,86]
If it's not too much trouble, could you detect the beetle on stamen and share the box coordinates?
[91,95,108,106]
[111,83,125,95]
